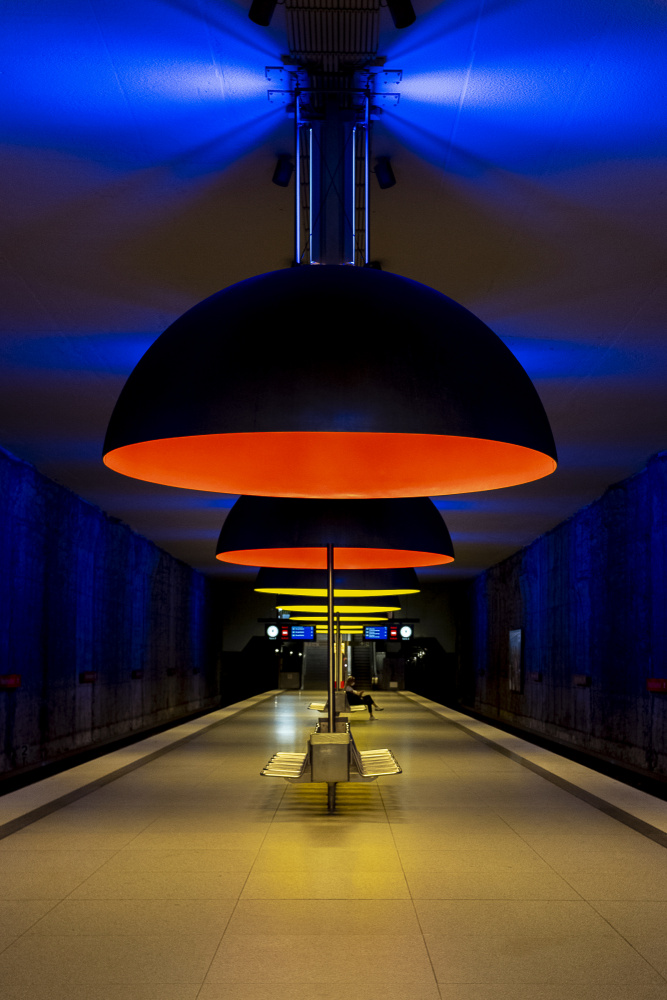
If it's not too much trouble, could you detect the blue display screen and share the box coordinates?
[290,625,315,640]
[364,625,388,640]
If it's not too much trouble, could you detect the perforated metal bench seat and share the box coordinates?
[308,700,366,712]
[261,751,308,779]
[351,742,402,778]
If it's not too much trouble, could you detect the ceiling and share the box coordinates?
[0,0,665,585]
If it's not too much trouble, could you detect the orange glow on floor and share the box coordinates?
[216,547,452,569]
[104,432,557,498]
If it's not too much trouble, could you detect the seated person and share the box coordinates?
[344,675,384,719]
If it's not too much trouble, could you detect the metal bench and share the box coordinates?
[260,721,401,784]
[308,690,367,715]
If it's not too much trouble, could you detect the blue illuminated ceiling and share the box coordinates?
[0,0,665,580]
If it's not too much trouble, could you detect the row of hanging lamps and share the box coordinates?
[216,495,451,735]
[254,566,420,597]
[289,616,389,622]
[215,496,454,569]
[276,600,401,613]
[103,267,557,500]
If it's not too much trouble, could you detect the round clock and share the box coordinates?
[399,625,413,639]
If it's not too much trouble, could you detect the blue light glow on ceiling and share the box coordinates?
[0,0,282,171]
[380,0,666,174]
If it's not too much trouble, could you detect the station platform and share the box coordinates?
[1,689,667,999]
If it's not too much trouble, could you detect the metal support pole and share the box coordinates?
[327,782,336,812]
[364,95,370,264]
[295,100,301,265]
[335,613,341,689]
[327,542,335,734]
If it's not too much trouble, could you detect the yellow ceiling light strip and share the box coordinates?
[275,603,401,613]
[289,615,388,622]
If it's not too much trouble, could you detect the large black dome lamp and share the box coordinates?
[103,266,557,499]
[215,496,455,569]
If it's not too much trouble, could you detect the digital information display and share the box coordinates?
[364,624,414,641]
[289,625,315,641]
[364,625,388,640]
[265,623,315,641]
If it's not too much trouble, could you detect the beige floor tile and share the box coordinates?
[0,828,148,851]
[251,845,402,872]
[25,897,236,935]
[124,831,268,850]
[97,848,258,873]
[561,870,667,900]
[198,985,441,1000]
[590,900,667,977]
[240,868,410,899]
[399,848,550,873]
[436,987,667,1000]
[405,869,579,900]
[0,870,96,899]
[391,832,528,852]
[205,933,435,983]
[2,987,200,1000]
[0,934,222,984]
[416,900,662,984]
[530,842,667,871]
[225,898,422,935]
[68,869,248,899]
[261,822,396,850]
[0,849,114,873]
[0,900,60,948]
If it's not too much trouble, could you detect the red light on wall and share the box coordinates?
[388,624,399,640]
[0,674,21,690]
[647,678,667,692]
[280,625,290,640]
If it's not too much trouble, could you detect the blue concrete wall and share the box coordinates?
[465,451,667,779]
[0,446,221,776]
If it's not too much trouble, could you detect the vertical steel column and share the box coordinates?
[327,542,335,733]
[308,127,314,264]
[335,613,341,689]
[295,97,301,265]
[327,541,336,813]
[364,95,370,264]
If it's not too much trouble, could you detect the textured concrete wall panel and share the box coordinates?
[0,446,220,775]
[468,451,667,779]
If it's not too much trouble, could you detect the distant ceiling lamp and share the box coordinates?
[103,267,557,499]
[254,566,420,597]
[215,496,454,569]
[290,615,388,621]
[276,601,401,613]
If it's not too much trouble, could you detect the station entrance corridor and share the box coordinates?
[1,690,667,999]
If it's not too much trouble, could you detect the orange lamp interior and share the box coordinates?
[104,431,556,498]
[217,547,451,569]
[255,587,419,597]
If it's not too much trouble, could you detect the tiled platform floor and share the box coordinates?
[1,690,667,999]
